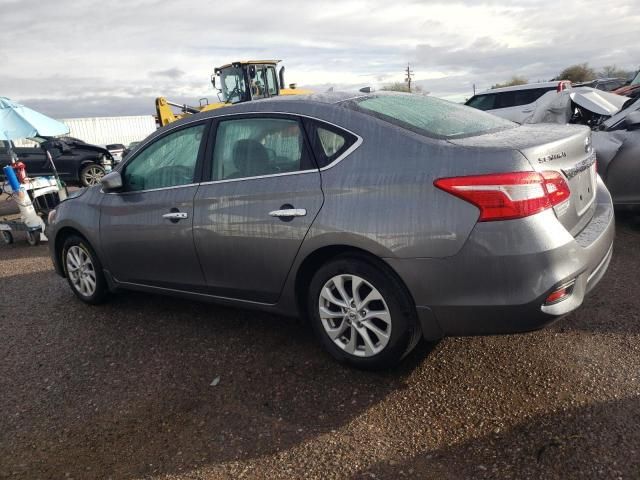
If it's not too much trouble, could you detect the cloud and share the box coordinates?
[0,0,638,117]
[149,68,186,79]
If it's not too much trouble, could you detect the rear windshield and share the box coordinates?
[343,94,515,139]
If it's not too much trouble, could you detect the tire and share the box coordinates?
[79,163,106,187]
[26,231,40,246]
[307,254,420,370]
[61,235,109,304]
[1,231,13,245]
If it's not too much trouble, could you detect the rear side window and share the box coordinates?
[514,88,555,106]
[494,91,517,109]
[346,94,514,139]
[304,119,357,168]
[211,117,314,180]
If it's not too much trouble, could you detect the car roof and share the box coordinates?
[191,91,371,119]
[475,81,566,95]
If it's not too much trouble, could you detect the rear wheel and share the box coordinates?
[62,235,109,304]
[1,231,13,245]
[307,254,420,369]
[80,164,106,187]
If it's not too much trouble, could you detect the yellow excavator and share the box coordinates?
[155,60,312,127]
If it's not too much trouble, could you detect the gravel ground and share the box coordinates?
[0,196,639,479]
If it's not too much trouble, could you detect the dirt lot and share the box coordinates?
[0,202,639,479]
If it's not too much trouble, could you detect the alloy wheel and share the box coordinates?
[66,245,97,297]
[318,274,392,357]
[82,166,105,186]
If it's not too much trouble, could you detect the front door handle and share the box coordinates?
[269,208,307,218]
[162,211,188,221]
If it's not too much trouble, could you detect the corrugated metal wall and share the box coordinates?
[60,115,157,146]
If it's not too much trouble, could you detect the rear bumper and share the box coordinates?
[386,178,615,340]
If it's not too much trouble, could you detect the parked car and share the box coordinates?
[593,99,640,209]
[574,78,627,92]
[46,92,614,369]
[613,71,640,100]
[105,143,126,163]
[0,137,114,187]
[465,81,572,123]
[122,141,141,160]
[521,87,640,209]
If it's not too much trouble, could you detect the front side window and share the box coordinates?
[221,67,248,104]
[465,94,496,111]
[211,117,311,180]
[348,94,514,139]
[123,124,205,192]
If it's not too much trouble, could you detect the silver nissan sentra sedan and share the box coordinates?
[47,92,615,369]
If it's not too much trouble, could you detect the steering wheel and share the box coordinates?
[226,85,244,103]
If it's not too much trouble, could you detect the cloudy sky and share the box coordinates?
[1,0,639,118]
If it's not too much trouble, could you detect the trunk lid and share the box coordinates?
[449,124,597,235]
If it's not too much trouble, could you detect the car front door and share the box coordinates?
[99,121,210,290]
[193,115,323,303]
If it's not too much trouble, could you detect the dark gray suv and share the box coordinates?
[47,92,615,369]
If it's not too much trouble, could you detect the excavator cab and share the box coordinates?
[156,59,309,127]
[213,60,283,103]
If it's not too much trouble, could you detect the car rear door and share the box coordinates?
[193,114,323,303]
[99,120,210,290]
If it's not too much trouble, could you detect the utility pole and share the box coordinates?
[404,63,414,93]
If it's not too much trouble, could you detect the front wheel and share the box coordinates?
[62,235,109,304]
[80,164,106,187]
[307,254,420,370]
[26,230,40,246]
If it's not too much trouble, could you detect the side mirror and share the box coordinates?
[100,170,123,192]
[625,111,640,130]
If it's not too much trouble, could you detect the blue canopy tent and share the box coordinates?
[0,97,70,193]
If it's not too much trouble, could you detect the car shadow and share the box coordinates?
[0,269,436,479]
[352,396,640,479]
[549,214,640,336]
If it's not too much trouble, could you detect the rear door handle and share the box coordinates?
[162,212,188,220]
[269,208,307,218]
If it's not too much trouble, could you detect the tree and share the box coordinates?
[491,76,528,89]
[599,65,630,79]
[381,82,423,93]
[557,63,596,83]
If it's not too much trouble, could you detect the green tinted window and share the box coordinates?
[317,127,346,157]
[124,124,204,191]
[349,94,515,139]
[212,118,306,180]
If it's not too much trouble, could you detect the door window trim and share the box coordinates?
[199,112,363,186]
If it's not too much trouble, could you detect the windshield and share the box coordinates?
[344,93,515,139]
[220,67,248,104]
[631,72,640,86]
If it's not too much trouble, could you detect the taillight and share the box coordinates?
[434,171,570,222]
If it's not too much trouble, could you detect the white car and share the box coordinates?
[465,81,572,123]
